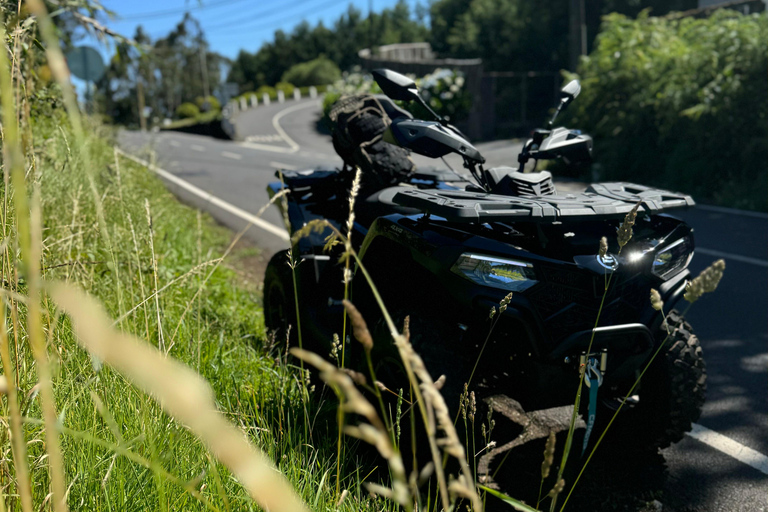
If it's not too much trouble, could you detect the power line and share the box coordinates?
[203,0,321,33]
[207,0,350,37]
[120,0,252,21]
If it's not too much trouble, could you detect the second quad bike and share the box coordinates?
[263,69,705,450]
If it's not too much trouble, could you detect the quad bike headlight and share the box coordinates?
[451,253,538,292]
[651,236,693,279]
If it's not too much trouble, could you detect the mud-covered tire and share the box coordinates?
[593,309,706,450]
[328,95,415,193]
[263,250,296,345]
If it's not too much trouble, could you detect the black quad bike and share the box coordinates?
[263,69,705,451]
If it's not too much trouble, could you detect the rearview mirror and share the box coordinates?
[560,80,581,107]
[372,69,420,102]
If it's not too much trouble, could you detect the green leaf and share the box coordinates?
[478,485,541,512]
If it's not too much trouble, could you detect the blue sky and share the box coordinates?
[86,0,425,59]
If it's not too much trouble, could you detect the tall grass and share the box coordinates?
[0,7,379,509]
[0,4,727,511]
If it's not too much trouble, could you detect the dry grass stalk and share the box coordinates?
[684,259,725,303]
[650,289,664,311]
[50,283,310,512]
[290,348,411,510]
[541,431,556,480]
[0,18,67,512]
[617,202,641,248]
[395,330,483,512]
[0,304,33,512]
[342,299,373,353]
[144,199,165,350]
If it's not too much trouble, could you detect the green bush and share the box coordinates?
[175,102,200,119]
[255,84,277,100]
[195,95,221,112]
[322,67,472,123]
[275,81,295,98]
[281,56,342,86]
[561,10,768,211]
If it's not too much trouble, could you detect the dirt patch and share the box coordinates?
[221,235,275,294]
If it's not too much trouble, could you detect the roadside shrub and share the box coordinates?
[323,67,472,123]
[175,101,200,119]
[282,56,342,86]
[195,95,221,112]
[275,81,295,98]
[561,9,768,211]
[255,84,277,100]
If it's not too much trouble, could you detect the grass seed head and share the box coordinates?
[684,259,725,303]
[547,478,566,499]
[650,288,664,311]
[617,201,641,248]
[342,300,373,353]
[541,430,556,479]
[599,236,608,258]
[499,292,513,314]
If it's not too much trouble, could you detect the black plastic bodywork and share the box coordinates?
[268,167,695,409]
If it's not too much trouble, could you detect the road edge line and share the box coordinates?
[697,204,768,219]
[115,148,290,242]
[696,247,768,268]
[687,423,768,475]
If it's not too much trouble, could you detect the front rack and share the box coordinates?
[392,182,695,223]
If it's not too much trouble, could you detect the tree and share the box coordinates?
[97,14,226,126]
[226,0,428,92]
[281,56,342,86]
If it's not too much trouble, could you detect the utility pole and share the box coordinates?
[137,78,147,131]
[368,0,374,55]
[569,0,587,71]
[199,43,210,99]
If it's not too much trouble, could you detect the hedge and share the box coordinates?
[561,9,767,211]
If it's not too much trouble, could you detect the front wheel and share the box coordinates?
[591,310,706,451]
[263,250,296,346]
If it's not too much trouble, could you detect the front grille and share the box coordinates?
[511,175,556,197]
[528,266,648,344]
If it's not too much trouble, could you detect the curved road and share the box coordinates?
[119,99,767,512]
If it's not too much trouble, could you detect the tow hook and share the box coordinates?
[580,349,607,455]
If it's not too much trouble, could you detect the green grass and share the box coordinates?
[1,111,383,510]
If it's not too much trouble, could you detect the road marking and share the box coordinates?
[190,144,205,152]
[269,161,297,171]
[698,204,768,219]
[169,140,180,147]
[696,247,768,268]
[116,149,289,242]
[687,423,768,475]
[245,134,284,143]
[237,100,320,154]
[272,101,318,152]
[222,151,242,160]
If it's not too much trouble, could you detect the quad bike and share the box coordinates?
[263,69,705,451]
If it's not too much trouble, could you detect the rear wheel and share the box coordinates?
[590,309,706,450]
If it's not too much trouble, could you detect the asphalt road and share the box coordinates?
[119,98,767,512]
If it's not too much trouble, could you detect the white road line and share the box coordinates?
[237,101,320,154]
[115,149,289,242]
[169,140,180,147]
[269,161,298,171]
[698,204,768,219]
[239,141,296,154]
[271,101,318,152]
[687,423,768,475]
[190,144,205,152]
[696,247,768,268]
[222,151,242,160]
